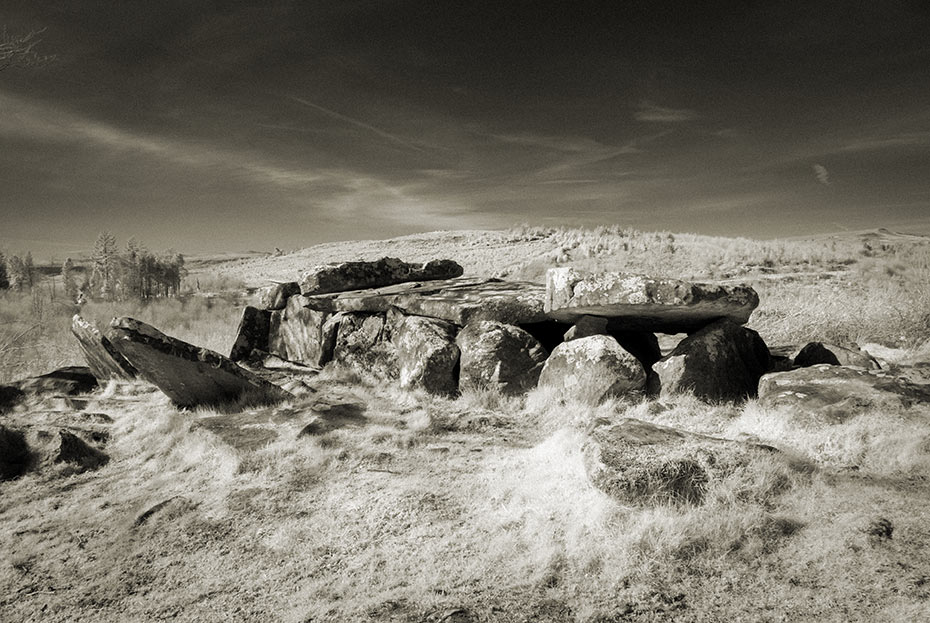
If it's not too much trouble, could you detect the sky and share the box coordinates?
[2,1,930,260]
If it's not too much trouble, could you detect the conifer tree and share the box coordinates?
[0,251,9,290]
[62,258,77,302]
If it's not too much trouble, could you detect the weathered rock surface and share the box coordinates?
[71,315,139,380]
[563,315,609,341]
[106,317,290,408]
[267,295,331,366]
[333,313,399,380]
[758,365,930,423]
[652,319,770,401]
[545,268,759,333]
[229,306,271,361]
[55,430,109,471]
[299,257,464,296]
[394,315,460,396]
[303,277,547,326]
[259,281,300,310]
[12,366,99,397]
[456,321,547,394]
[538,335,646,405]
[0,425,30,480]
[582,418,778,505]
[793,342,880,370]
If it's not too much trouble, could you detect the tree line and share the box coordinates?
[0,231,186,302]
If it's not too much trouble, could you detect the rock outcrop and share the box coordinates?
[71,315,138,380]
[299,257,463,296]
[107,317,290,408]
[793,342,880,370]
[652,319,770,401]
[456,321,548,395]
[545,268,759,333]
[394,315,460,396]
[758,365,930,423]
[538,335,646,404]
[582,418,778,505]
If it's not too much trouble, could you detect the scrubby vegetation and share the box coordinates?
[2,226,930,621]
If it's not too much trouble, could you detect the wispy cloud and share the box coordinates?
[288,95,428,153]
[635,101,698,123]
[813,163,830,185]
[840,132,930,153]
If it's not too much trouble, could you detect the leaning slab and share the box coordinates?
[303,277,547,326]
[106,317,290,409]
[299,257,464,296]
[545,268,759,333]
[71,315,138,381]
[267,295,331,366]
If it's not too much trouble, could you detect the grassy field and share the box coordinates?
[2,226,930,621]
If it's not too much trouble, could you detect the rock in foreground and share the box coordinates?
[545,268,759,333]
[652,319,770,401]
[71,315,138,381]
[107,317,290,409]
[582,418,778,505]
[299,257,463,296]
[538,335,646,405]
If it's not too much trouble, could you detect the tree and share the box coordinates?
[62,258,78,302]
[0,251,8,290]
[7,255,26,291]
[91,231,118,299]
[23,251,36,288]
[0,28,54,71]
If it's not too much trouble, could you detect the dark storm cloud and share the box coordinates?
[2,1,929,257]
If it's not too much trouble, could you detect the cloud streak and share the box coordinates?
[635,101,698,123]
[813,163,830,185]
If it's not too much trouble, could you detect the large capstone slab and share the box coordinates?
[299,257,464,296]
[106,317,290,409]
[545,268,759,333]
[303,277,547,326]
[71,315,138,381]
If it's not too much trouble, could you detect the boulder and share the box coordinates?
[71,315,138,380]
[652,319,770,401]
[456,321,548,395]
[0,425,30,480]
[394,315,460,396]
[582,418,778,505]
[229,306,271,361]
[106,317,290,409]
[0,385,25,414]
[538,335,646,405]
[12,366,99,397]
[563,315,608,341]
[793,342,880,370]
[55,430,109,471]
[333,313,398,380]
[259,281,300,310]
[758,365,930,424]
[545,268,759,333]
[299,257,464,296]
[303,277,547,326]
[267,295,331,366]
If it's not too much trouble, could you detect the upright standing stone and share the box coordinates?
[229,306,271,361]
[332,313,398,380]
[71,315,138,380]
[652,319,770,401]
[394,315,460,396]
[267,295,330,366]
[538,335,646,405]
[456,321,548,395]
[259,282,301,310]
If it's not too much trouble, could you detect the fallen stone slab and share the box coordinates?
[303,277,547,326]
[758,365,930,424]
[229,306,272,361]
[106,317,290,409]
[538,335,646,405]
[582,418,780,505]
[12,366,99,397]
[792,342,880,370]
[545,268,759,333]
[456,321,547,395]
[299,257,464,296]
[652,319,770,401]
[71,315,139,381]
